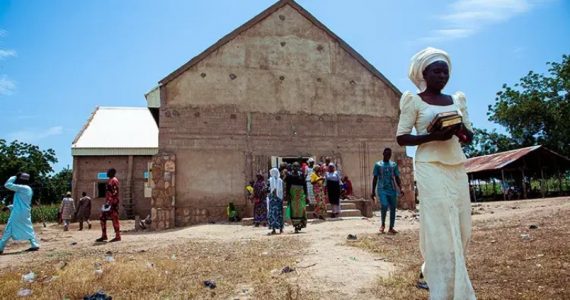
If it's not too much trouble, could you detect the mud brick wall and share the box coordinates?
[72,155,152,219]
[154,3,414,226]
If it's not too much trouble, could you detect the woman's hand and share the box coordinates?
[428,126,457,141]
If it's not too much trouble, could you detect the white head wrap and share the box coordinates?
[269,168,283,199]
[408,47,452,92]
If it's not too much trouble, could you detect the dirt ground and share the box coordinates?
[0,197,568,299]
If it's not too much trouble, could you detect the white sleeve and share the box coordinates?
[455,91,473,131]
[396,91,417,136]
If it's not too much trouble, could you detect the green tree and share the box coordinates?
[487,54,570,157]
[0,139,70,204]
[0,139,57,184]
[39,168,72,204]
[463,128,518,158]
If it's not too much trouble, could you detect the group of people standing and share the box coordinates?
[247,157,346,235]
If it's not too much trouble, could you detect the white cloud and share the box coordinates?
[0,49,16,60]
[0,75,16,96]
[513,46,526,58]
[419,0,536,43]
[8,126,64,143]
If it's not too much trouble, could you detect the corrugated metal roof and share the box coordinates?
[72,107,158,155]
[464,145,542,173]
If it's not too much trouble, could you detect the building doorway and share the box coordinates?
[270,156,315,169]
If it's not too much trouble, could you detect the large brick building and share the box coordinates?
[147,0,414,229]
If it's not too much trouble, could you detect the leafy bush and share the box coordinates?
[0,204,59,224]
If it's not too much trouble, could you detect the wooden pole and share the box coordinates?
[540,167,546,198]
[521,168,528,199]
[477,179,481,200]
[500,170,506,200]
[470,174,476,202]
[557,168,563,195]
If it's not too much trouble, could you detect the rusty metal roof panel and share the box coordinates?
[464,145,542,173]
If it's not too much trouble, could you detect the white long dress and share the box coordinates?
[397,91,476,300]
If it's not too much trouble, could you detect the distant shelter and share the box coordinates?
[465,145,570,201]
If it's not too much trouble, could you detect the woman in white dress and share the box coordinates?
[396,47,476,300]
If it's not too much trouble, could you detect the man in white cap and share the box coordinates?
[0,172,40,254]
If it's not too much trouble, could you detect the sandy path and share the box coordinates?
[1,197,568,298]
[294,218,398,299]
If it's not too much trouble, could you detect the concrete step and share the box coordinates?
[241,209,363,225]
[283,202,356,210]
[306,209,363,219]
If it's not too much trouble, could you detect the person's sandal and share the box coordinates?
[417,280,429,290]
[95,237,108,242]
[387,228,398,235]
[379,225,385,234]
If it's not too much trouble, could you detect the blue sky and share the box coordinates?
[1,0,569,172]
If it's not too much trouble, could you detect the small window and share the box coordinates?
[97,183,106,198]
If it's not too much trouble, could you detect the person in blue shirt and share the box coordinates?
[0,172,40,254]
[371,148,403,234]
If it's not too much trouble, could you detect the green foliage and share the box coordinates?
[0,139,71,205]
[487,54,570,157]
[463,128,519,158]
[0,139,57,182]
[0,204,59,224]
[37,168,72,204]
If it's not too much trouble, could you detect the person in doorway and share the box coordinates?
[59,192,75,231]
[305,158,316,205]
[325,163,342,218]
[310,165,327,220]
[279,163,289,201]
[0,173,40,254]
[285,162,307,233]
[279,163,289,180]
[372,148,403,235]
[76,192,92,230]
[96,168,121,242]
[397,47,475,299]
[252,173,267,227]
[267,168,284,234]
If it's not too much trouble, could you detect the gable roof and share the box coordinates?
[464,145,570,174]
[72,107,159,156]
[159,0,401,96]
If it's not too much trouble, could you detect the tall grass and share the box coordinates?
[0,204,59,224]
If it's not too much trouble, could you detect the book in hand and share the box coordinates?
[427,111,463,133]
